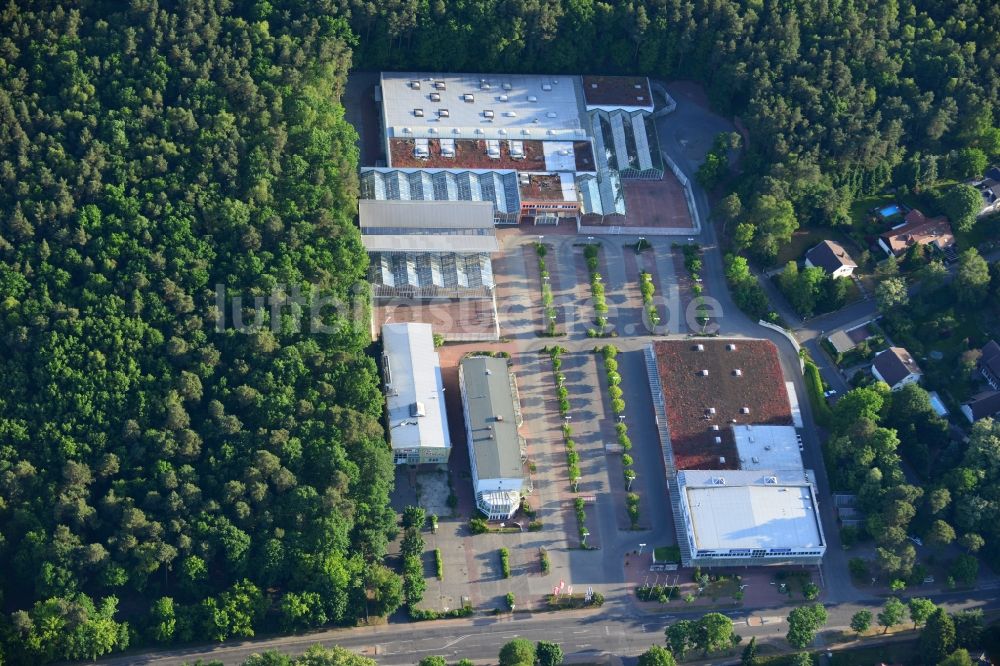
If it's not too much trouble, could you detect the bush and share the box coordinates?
[804,361,832,427]
[803,582,819,600]
[621,453,633,466]
[528,520,543,531]
[434,549,443,580]
[626,493,640,527]
[617,432,632,450]
[540,548,550,573]
[584,244,599,260]
[500,548,511,578]
[505,592,516,611]
[409,604,474,621]
[611,398,625,414]
[469,517,489,534]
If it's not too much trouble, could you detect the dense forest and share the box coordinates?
[2,0,1000,663]
[0,1,399,662]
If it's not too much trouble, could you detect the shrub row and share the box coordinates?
[435,548,443,580]
[540,548,550,574]
[400,506,427,610]
[574,497,588,541]
[545,346,581,491]
[537,243,559,336]
[499,547,511,578]
[584,244,609,334]
[409,604,474,621]
[636,584,681,602]
[599,345,640,526]
[639,271,662,326]
[626,492,640,529]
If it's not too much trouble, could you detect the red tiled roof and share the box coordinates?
[880,209,954,255]
[652,339,793,471]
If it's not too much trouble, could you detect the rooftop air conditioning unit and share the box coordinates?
[733,369,742,376]
[727,343,737,351]
[694,344,705,351]
[741,407,750,414]
[752,456,760,464]
[711,424,720,431]
[411,80,421,89]
[707,407,716,415]
[714,437,722,444]
[528,95,538,102]
[413,108,424,117]
[502,82,512,90]
[700,369,709,376]
[542,83,552,91]
[410,402,426,417]
[713,476,726,485]
[765,476,778,484]
[495,415,504,422]
[719,456,726,464]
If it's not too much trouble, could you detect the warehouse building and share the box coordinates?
[459,356,526,520]
[381,323,451,465]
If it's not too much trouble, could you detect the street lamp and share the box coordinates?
[581,528,590,546]
[638,543,647,555]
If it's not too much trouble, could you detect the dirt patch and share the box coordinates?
[622,176,694,229]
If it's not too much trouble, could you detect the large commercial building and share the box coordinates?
[645,339,826,567]
[381,323,451,465]
[365,71,662,225]
[676,470,825,564]
[458,356,526,519]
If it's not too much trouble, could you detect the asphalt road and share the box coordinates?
[90,85,999,666]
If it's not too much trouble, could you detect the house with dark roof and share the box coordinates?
[878,209,955,257]
[972,167,1000,218]
[961,390,1000,423]
[872,347,922,391]
[979,339,1000,390]
[805,240,857,278]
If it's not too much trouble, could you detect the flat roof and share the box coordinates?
[382,323,451,452]
[582,76,653,109]
[651,339,793,471]
[460,356,523,481]
[359,200,499,253]
[733,425,803,472]
[680,470,823,551]
[387,137,595,171]
[381,72,585,141]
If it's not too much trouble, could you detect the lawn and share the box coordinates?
[654,545,681,563]
[773,226,861,268]
[827,640,918,666]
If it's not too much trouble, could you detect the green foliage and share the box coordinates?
[786,604,828,649]
[0,2,394,658]
[741,636,758,666]
[626,493,641,528]
[941,184,986,233]
[637,644,677,666]
[939,649,975,666]
[469,518,489,535]
[725,254,772,320]
[499,548,511,578]
[417,658,447,666]
[498,638,536,666]
[950,554,979,585]
[850,610,873,635]
[803,362,832,427]
[877,597,906,634]
[908,598,937,629]
[919,609,957,665]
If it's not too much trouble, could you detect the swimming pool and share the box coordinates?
[879,204,903,218]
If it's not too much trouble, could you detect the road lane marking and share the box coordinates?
[441,635,468,649]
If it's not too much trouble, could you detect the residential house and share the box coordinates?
[978,339,1000,390]
[972,166,1000,218]
[872,347,922,391]
[805,240,857,278]
[878,209,955,257]
[961,390,1000,423]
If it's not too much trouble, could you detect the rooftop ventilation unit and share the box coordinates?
[712,476,726,485]
[590,83,598,89]
[547,129,556,135]
[711,424,720,431]
[733,368,742,376]
[706,407,716,415]
[411,80,421,89]
[700,369,709,376]
[740,407,750,414]
[752,456,760,464]
[463,93,475,103]
[498,94,509,102]
[542,83,552,91]
[413,108,424,117]
[495,415,504,422]
[634,83,643,89]
[484,109,495,119]
[430,92,441,102]
[546,111,558,118]
[528,95,538,102]
[765,476,778,484]
[410,402,426,417]
[502,82,512,90]
[434,81,446,90]
[480,81,491,90]
[504,111,517,117]
[719,456,727,464]
[438,109,450,117]
[402,127,411,134]
[727,343,737,351]
[714,436,722,444]
[694,344,705,351]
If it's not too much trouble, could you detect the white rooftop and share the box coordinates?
[382,323,451,453]
[382,72,586,141]
[733,425,803,472]
[680,470,824,551]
